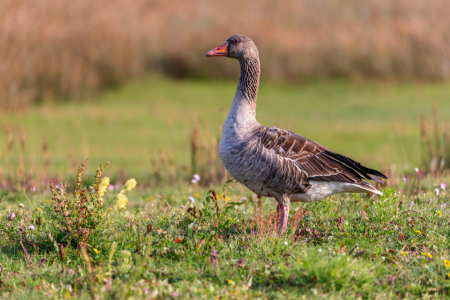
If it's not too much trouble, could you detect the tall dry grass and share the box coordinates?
[420,102,450,174]
[1,0,450,108]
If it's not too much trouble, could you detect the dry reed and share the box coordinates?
[1,0,449,108]
[420,102,450,174]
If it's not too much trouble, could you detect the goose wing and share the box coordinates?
[257,126,387,189]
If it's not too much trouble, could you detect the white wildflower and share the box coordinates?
[434,188,440,196]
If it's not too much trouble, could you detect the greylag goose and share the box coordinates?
[206,35,387,235]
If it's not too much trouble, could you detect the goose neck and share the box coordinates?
[223,55,261,133]
[237,56,260,109]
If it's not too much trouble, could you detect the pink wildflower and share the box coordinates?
[209,249,218,267]
[415,168,424,179]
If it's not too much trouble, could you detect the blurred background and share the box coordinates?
[1,0,449,192]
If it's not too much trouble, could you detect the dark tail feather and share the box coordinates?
[324,151,388,182]
[368,174,385,185]
[360,165,388,180]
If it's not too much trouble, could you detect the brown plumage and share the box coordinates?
[257,126,387,193]
[206,35,387,235]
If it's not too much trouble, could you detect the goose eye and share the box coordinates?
[233,39,239,44]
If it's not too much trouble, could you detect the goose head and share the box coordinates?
[206,35,258,60]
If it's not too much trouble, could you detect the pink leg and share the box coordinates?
[276,203,290,235]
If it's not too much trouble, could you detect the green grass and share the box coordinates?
[1,77,450,185]
[1,172,450,299]
[1,78,450,298]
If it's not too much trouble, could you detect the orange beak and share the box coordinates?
[206,41,228,57]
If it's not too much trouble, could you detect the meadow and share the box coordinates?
[1,77,450,299]
[2,0,450,298]
[1,76,450,189]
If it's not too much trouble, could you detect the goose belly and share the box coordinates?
[218,142,275,197]
[290,181,370,203]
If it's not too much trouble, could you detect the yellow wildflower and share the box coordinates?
[401,251,406,257]
[225,196,231,202]
[124,178,137,191]
[115,192,128,210]
[228,217,234,223]
[444,260,450,268]
[93,248,99,254]
[438,211,442,216]
[415,230,422,234]
[228,279,235,285]
[98,177,109,203]
[297,258,303,264]
[421,252,432,259]
[194,193,200,198]
[114,178,136,209]
[149,197,154,201]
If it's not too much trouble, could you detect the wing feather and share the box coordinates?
[256,126,387,191]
